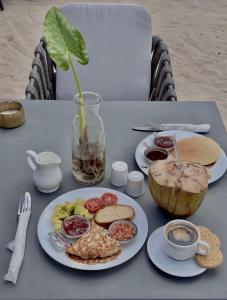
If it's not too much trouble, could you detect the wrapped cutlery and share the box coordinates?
[4,192,31,284]
[132,123,210,133]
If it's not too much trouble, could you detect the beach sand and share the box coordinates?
[0,0,226,128]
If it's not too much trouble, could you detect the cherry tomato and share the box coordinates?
[101,193,118,206]
[85,197,104,213]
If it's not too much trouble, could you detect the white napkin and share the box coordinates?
[6,240,15,252]
[4,210,31,284]
[158,123,210,133]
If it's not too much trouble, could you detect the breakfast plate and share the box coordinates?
[135,130,227,184]
[147,226,206,277]
[37,187,148,270]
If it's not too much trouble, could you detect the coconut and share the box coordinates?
[148,159,208,217]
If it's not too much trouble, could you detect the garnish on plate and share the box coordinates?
[52,198,92,231]
[101,192,118,206]
[73,199,92,220]
[85,192,118,213]
[85,197,104,213]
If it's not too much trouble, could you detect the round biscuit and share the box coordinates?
[209,233,221,248]
[198,226,210,234]
[198,226,221,248]
[195,247,224,269]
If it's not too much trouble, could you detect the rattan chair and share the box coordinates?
[0,0,4,11]
[25,4,177,102]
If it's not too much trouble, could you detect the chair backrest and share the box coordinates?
[56,4,152,101]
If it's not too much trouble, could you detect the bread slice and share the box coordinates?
[95,205,135,225]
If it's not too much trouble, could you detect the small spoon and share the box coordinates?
[140,164,149,169]
[143,142,150,149]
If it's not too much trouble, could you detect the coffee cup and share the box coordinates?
[163,219,210,261]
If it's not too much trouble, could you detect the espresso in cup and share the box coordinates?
[163,220,210,261]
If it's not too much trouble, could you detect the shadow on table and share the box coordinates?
[145,255,219,282]
[38,240,219,283]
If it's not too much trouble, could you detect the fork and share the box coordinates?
[18,192,31,216]
[54,231,73,247]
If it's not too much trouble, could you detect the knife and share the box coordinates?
[132,123,210,133]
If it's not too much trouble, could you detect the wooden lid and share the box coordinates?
[0,101,25,128]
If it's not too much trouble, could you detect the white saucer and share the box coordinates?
[147,226,207,277]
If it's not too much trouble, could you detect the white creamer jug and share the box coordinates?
[27,150,62,193]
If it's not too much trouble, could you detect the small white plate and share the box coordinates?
[37,187,148,271]
[135,130,227,184]
[147,226,206,277]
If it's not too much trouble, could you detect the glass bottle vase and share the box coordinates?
[72,92,105,185]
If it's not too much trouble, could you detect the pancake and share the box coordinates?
[171,136,221,166]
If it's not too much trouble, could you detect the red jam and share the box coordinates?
[154,136,174,149]
[145,148,168,161]
[62,216,89,237]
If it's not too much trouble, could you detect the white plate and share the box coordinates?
[147,226,206,277]
[37,187,148,271]
[135,130,227,184]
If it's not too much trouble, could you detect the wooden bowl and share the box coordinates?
[0,101,25,128]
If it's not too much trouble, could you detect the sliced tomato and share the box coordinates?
[85,197,104,213]
[101,192,118,206]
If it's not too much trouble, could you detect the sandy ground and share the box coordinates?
[0,0,227,128]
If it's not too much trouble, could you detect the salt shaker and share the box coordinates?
[110,161,128,187]
[126,171,145,197]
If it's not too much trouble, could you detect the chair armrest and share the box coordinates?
[150,35,177,101]
[0,0,4,11]
[25,37,56,100]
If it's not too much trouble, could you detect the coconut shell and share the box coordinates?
[148,160,208,217]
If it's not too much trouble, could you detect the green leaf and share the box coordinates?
[44,6,89,71]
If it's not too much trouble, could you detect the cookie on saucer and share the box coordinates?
[196,226,223,269]
[198,226,221,248]
[195,247,223,269]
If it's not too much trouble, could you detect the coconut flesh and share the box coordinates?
[148,159,208,217]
